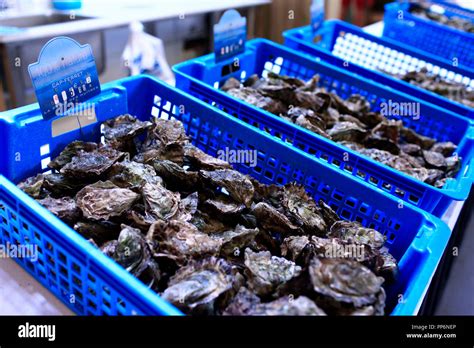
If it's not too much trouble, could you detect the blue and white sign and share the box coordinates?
[29,37,101,120]
[214,9,247,63]
[311,0,325,32]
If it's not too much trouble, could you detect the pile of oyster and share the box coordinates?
[397,68,474,108]
[410,2,474,33]
[221,72,461,188]
[19,114,398,316]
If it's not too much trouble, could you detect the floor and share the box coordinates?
[434,192,474,315]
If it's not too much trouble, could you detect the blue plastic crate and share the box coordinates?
[432,0,474,20]
[283,19,474,120]
[173,38,474,217]
[0,75,452,315]
[383,2,474,68]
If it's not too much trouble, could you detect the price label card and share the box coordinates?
[29,36,101,120]
[214,9,247,63]
[311,0,325,32]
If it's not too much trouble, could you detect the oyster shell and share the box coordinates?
[222,287,261,315]
[73,220,121,245]
[162,257,237,314]
[227,87,288,115]
[147,220,222,264]
[244,248,302,296]
[113,224,161,289]
[61,147,125,179]
[184,144,231,170]
[281,235,310,263]
[309,257,385,309]
[200,169,254,207]
[76,181,140,220]
[17,174,45,199]
[211,225,260,257]
[43,173,88,197]
[327,122,367,142]
[107,160,161,189]
[247,296,326,316]
[282,184,327,235]
[252,202,300,234]
[48,141,98,170]
[37,196,81,225]
[422,150,447,169]
[153,159,200,192]
[142,182,180,221]
[141,118,189,164]
[102,114,151,152]
[328,221,386,249]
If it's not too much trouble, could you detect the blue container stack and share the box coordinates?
[283,19,474,120]
[0,76,452,315]
[383,1,474,68]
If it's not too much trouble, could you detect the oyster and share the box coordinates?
[142,182,180,221]
[153,159,200,192]
[203,195,246,217]
[252,202,299,234]
[200,169,254,207]
[221,77,241,91]
[374,247,399,283]
[431,141,457,157]
[318,199,339,228]
[161,257,237,314]
[147,220,222,264]
[43,173,88,197]
[244,248,302,296]
[73,220,121,245]
[184,144,231,170]
[113,224,161,289]
[61,147,125,179]
[310,236,378,266]
[400,127,436,149]
[76,181,140,220]
[227,87,287,115]
[48,141,98,170]
[328,221,386,249]
[107,160,161,189]
[247,296,326,316]
[211,225,260,257]
[190,210,230,234]
[282,184,327,235]
[141,118,189,164]
[281,235,310,262]
[17,174,45,199]
[37,196,81,225]
[423,150,447,169]
[309,257,385,310]
[327,122,366,142]
[102,114,151,152]
[222,287,261,316]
